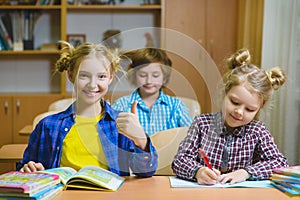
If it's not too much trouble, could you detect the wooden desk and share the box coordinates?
[0,144,27,163]
[54,176,292,200]
[19,125,33,135]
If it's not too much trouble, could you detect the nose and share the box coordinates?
[234,107,243,116]
[88,77,97,88]
[146,75,152,84]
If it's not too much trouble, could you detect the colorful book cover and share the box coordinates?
[0,183,64,200]
[271,181,300,197]
[272,180,300,192]
[0,171,60,195]
[273,165,300,178]
[270,173,300,184]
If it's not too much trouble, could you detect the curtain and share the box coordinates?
[261,0,300,165]
[237,0,264,66]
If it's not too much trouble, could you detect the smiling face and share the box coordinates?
[135,63,164,98]
[73,56,113,106]
[222,84,262,129]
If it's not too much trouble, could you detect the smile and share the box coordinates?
[83,90,100,96]
[230,114,242,121]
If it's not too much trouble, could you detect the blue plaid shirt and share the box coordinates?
[17,101,158,177]
[112,90,193,136]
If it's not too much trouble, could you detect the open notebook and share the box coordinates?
[169,176,273,188]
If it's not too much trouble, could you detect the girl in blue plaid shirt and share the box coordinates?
[112,48,193,136]
[172,48,288,185]
[18,41,158,177]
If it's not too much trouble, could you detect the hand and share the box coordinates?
[195,167,221,185]
[19,161,45,173]
[116,101,147,149]
[218,169,251,184]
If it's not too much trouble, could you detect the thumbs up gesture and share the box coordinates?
[116,101,147,150]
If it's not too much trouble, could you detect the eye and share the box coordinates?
[138,73,147,78]
[246,108,256,112]
[79,73,89,78]
[152,73,161,78]
[98,74,107,79]
[230,99,239,105]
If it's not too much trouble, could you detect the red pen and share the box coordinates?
[199,148,213,170]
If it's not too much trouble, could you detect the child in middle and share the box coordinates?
[112,48,193,136]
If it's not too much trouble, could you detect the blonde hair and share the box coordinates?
[123,48,172,86]
[55,41,122,83]
[223,48,287,107]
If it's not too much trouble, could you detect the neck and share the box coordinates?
[139,90,160,109]
[75,101,102,117]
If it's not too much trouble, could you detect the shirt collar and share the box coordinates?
[130,89,168,111]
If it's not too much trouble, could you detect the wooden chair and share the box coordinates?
[150,127,189,175]
[32,111,59,129]
[178,96,201,118]
[48,98,74,112]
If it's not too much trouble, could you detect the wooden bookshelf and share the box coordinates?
[0,1,162,95]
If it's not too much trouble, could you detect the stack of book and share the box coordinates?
[0,171,64,200]
[270,165,300,197]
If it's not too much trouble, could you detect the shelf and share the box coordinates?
[0,5,61,9]
[0,50,60,55]
[0,5,161,10]
[0,1,162,95]
[66,4,161,10]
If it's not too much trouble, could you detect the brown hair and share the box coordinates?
[123,48,172,86]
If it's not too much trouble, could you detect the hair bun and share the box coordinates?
[265,66,286,90]
[227,48,251,70]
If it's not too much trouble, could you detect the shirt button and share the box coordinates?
[150,164,153,167]
[64,128,68,132]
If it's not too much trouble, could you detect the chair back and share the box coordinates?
[178,96,201,118]
[150,127,189,175]
[48,98,74,112]
[32,111,59,129]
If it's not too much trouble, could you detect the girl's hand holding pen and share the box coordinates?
[195,167,221,185]
[196,148,220,185]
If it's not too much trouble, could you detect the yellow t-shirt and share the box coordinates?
[60,114,108,171]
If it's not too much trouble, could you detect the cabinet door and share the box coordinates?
[164,0,206,44]
[163,0,238,113]
[206,0,238,74]
[12,94,63,144]
[0,96,14,173]
[164,0,210,113]
[0,96,13,146]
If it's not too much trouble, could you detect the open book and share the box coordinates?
[41,166,125,191]
[169,176,273,188]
